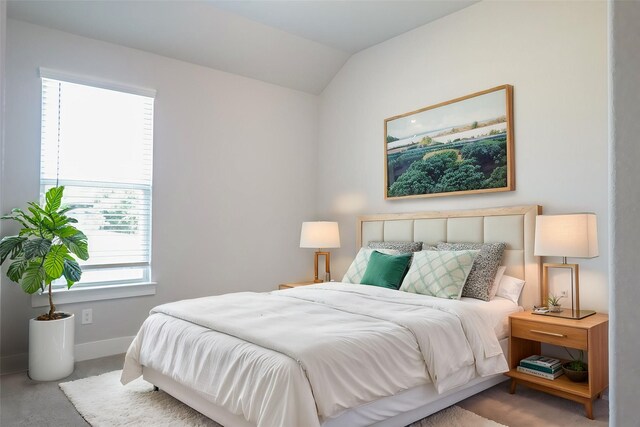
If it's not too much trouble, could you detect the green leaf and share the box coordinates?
[58,206,74,215]
[23,238,52,260]
[20,262,46,294]
[44,244,68,279]
[8,208,40,228]
[63,258,82,288]
[27,202,46,219]
[60,231,89,261]
[19,228,38,237]
[54,226,79,238]
[45,186,64,213]
[0,236,27,264]
[7,258,28,282]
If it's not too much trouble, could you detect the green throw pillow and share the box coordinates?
[342,247,400,283]
[399,250,479,299]
[360,251,412,290]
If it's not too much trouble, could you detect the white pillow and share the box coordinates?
[495,274,526,304]
[399,250,479,299]
[488,266,507,300]
[342,248,399,283]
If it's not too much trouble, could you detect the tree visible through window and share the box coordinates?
[40,71,155,287]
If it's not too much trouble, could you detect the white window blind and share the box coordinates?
[40,73,154,288]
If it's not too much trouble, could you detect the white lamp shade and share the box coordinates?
[300,222,340,249]
[534,213,598,258]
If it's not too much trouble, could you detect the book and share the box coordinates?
[517,365,564,380]
[521,355,562,368]
[519,360,563,374]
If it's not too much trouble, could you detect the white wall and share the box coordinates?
[318,1,609,313]
[609,0,640,423]
[1,20,318,363]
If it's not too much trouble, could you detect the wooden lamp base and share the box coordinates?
[313,251,331,283]
[536,262,595,320]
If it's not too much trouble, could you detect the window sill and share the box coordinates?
[31,282,156,308]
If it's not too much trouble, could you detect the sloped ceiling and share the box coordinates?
[7,1,476,94]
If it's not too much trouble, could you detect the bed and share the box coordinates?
[122,205,542,427]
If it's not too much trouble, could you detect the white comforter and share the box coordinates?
[121,283,508,427]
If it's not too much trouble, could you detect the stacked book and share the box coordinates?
[517,355,564,380]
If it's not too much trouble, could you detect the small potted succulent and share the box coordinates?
[562,348,588,382]
[547,294,564,313]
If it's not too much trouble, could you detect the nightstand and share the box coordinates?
[278,281,317,290]
[506,311,608,419]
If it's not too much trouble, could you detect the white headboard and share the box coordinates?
[357,205,542,308]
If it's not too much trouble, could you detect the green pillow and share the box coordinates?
[360,251,412,290]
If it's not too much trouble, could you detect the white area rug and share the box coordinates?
[60,370,507,427]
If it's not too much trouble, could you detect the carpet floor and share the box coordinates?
[0,354,609,426]
[59,370,505,427]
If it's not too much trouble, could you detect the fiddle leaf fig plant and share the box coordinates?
[0,187,89,320]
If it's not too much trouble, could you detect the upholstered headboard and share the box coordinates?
[356,205,542,308]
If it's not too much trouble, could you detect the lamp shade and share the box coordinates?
[300,222,340,249]
[534,213,598,258]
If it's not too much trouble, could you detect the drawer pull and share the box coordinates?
[530,329,566,338]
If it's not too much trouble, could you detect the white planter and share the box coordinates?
[29,312,75,381]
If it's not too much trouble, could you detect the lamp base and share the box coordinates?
[313,251,330,283]
[532,309,596,320]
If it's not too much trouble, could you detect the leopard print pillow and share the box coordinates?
[436,242,506,301]
[368,241,423,253]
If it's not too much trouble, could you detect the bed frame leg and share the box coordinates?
[153,385,159,392]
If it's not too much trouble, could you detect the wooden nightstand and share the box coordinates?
[506,311,608,419]
[278,281,317,290]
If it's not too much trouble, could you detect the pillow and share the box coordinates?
[368,241,423,253]
[360,251,412,289]
[342,247,399,283]
[436,242,506,301]
[495,274,526,304]
[399,250,479,299]
[489,266,507,300]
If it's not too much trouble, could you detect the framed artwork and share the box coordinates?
[384,85,514,200]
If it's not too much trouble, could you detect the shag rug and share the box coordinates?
[60,370,507,427]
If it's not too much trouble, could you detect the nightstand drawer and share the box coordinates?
[511,319,587,350]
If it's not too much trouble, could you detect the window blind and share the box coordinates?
[40,76,154,287]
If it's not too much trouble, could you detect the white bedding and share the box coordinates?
[122,283,509,427]
[460,296,523,339]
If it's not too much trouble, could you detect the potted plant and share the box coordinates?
[562,347,588,382]
[547,294,564,312]
[0,187,89,381]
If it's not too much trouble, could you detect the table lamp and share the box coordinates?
[300,221,340,283]
[534,213,598,319]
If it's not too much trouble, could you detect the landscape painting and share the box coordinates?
[385,85,514,199]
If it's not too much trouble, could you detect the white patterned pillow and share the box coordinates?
[436,242,506,301]
[342,248,400,283]
[399,250,479,299]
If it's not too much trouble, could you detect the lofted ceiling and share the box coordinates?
[7,1,476,94]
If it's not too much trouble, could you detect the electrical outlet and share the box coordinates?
[81,309,93,325]
[561,290,568,298]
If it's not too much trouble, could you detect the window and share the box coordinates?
[40,70,155,288]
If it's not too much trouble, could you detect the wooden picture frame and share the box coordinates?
[384,85,514,200]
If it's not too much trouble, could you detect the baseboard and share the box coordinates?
[0,335,134,375]
[74,335,134,362]
[0,352,29,375]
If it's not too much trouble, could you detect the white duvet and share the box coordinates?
[121,283,508,427]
